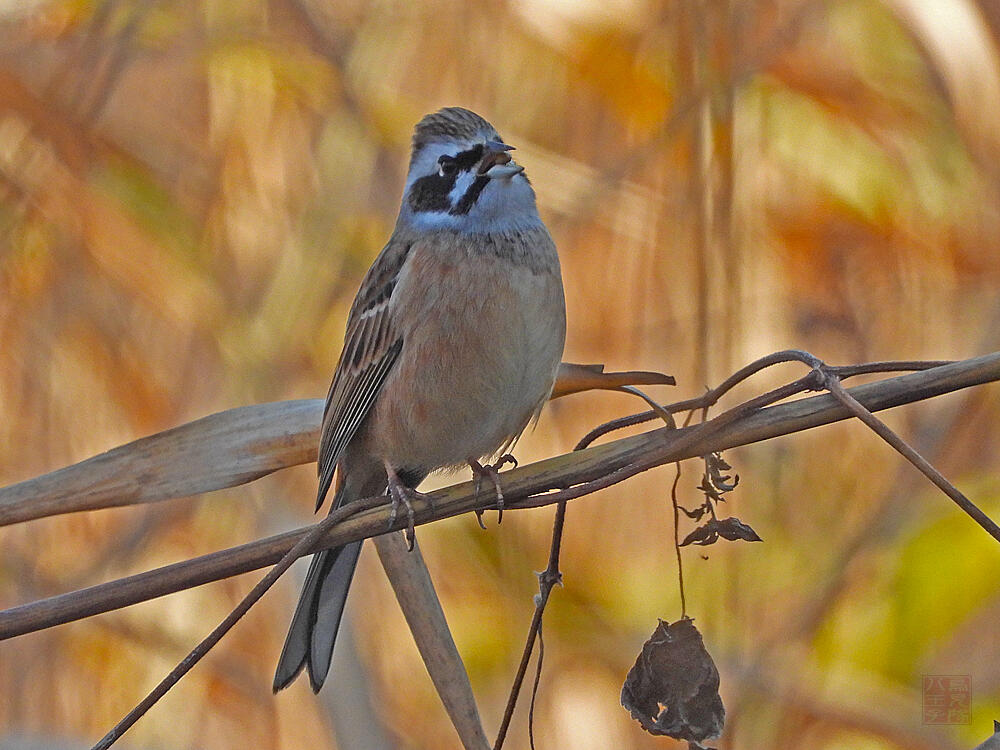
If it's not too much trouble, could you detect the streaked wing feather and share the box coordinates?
[315,239,413,509]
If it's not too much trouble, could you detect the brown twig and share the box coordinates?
[492,496,568,749]
[89,492,385,750]
[0,365,674,528]
[3,354,998,642]
[671,461,687,617]
[576,355,952,449]
[528,627,544,750]
[820,371,1000,542]
[489,353,988,749]
[2,353,998,749]
[736,351,1000,543]
[493,361,822,748]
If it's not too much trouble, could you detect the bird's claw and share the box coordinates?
[386,476,420,551]
[470,455,516,526]
[494,454,518,471]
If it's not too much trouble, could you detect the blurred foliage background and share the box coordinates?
[1,0,1000,748]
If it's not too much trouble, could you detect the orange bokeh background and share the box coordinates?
[2,1,1000,748]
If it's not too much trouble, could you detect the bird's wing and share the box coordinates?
[315,237,413,510]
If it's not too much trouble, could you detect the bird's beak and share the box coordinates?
[479,140,524,179]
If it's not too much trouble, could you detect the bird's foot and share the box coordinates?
[494,454,519,471]
[385,468,429,551]
[470,454,518,527]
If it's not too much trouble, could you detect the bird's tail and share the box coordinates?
[273,469,385,693]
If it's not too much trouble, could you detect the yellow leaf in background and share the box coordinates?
[206,41,279,147]
[570,27,672,134]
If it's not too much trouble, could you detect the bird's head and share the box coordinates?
[399,107,541,233]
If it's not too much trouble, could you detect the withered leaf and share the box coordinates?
[621,618,725,747]
[697,478,726,504]
[679,503,710,520]
[680,517,762,547]
[705,452,739,492]
[715,517,763,542]
[680,524,719,547]
[709,454,731,471]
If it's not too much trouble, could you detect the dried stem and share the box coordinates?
[490,352,996,750]
[820,372,1000,542]
[576,355,951,449]
[671,461,687,617]
[492,502,568,749]
[0,353,996,750]
[90,493,385,750]
[3,354,997,643]
[488,353,987,749]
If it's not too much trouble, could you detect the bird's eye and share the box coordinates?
[437,156,457,177]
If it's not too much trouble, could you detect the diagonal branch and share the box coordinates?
[3,352,999,641]
[0,365,673,527]
[490,355,961,748]
[0,399,323,527]
[820,372,1000,541]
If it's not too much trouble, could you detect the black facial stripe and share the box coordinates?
[407,174,454,212]
[452,144,484,171]
[449,175,490,215]
[406,144,491,214]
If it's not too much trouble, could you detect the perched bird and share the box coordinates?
[273,107,566,693]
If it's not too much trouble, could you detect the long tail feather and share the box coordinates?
[272,540,361,692]
[273,466,383,693]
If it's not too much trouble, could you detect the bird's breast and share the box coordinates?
[365,230,565,473]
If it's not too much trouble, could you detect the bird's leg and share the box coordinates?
[469,454,518,526]
[494,454,519,471]
[385,464,429,551]
[470,461,491,530]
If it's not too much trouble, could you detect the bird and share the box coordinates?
[273,107,566,693]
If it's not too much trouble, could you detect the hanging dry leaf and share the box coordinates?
[680,517,763,547]
[621,618,725,748]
